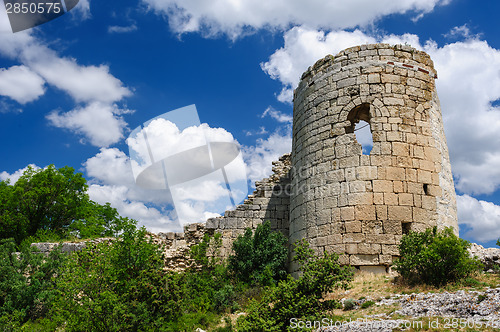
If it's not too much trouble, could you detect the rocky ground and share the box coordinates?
[316,287,500,331]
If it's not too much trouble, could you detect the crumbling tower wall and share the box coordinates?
[289,44,457,273]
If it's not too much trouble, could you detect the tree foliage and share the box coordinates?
[394,227,483,287]
[0,165,131,244]
[237,239,354,331]
[228,221,288,285]
[0,238,66,329]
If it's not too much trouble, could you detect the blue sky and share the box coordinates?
[0,0,499,247]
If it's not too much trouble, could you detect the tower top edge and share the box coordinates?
[300,43,435,82]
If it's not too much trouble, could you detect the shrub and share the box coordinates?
[237,240,354,331]
[343,299,355,311]
[361,300,375,309]
[228,221,288,285]
[0,238,66,328]
[393,227,482,287]
[50,225,177,331]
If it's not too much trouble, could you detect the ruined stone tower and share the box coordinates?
[204,43,458,273]
[289,44,457,273]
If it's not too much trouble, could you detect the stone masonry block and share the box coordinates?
[341,207,355,221]
[345,221,362,233]
[355,205,376,221]
[350,254,379,266]
[382,244,400,255]
[374,193,384,205]
[343,233,365,243]
[373,180,392,192]
[383,220,402,235]
[388,206,412,222]
[385,167,406,181]
[328,234,343,245]
[348,192,373,205]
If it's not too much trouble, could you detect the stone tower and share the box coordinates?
[289,44,457,273]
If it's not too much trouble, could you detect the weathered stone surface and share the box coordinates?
[289,44,457,272]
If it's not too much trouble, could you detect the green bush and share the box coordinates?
[237,239,354,331]
[343,299,355,311]
[0,238,66,329]
[361,300,375,309]
[393,227,482,287]
[228,221,288,285]
[50,225,177,331]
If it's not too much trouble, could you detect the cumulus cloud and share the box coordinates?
[261,27,376,102]
[0,65,45,104]
[84,118,248,231]
[85,148,136,187]
[424,39,500,195]
[87,183,181,233]
[0,15,131,147]
[457,195,500,243]
[30,58,131,104]
[84,148,181,232]
[142,0,450,38]
[47,102,132,147]
[244,128,292,184]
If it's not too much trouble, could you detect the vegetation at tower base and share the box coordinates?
[0,165,132,246]
[228,221,288,286]
[236,240,354,332]
[393,227,483,287]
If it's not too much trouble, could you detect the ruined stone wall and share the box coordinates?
[289,44,458,273]
[205,153,291,257]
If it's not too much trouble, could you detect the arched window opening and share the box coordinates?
[346,103,373,155]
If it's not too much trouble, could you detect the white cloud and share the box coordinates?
[424,40,500,195]
[47,102,131,147]
[0,29,130,104]
[0,65,45,103]
[84,117,248,231]
[261,106,292,123]
[244,128,292,184]
[108,24,138,34]
[71,0,91,20]
[85,148,135,186]
[0,164,40,184]
[0,17,132,146]
[142,0,450,38]
[261,27,376,102]
[27,53,131,104]
[245,126,268,136]
[457,195,500,243]
[87,183,182,233]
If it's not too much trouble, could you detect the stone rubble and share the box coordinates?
[318,288,500,332]
[469,242,500,272]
